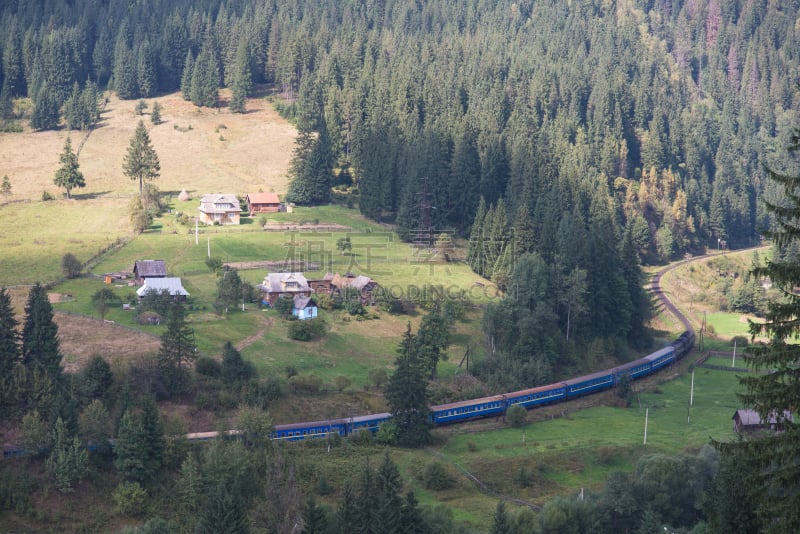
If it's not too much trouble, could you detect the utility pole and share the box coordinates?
[643,407,649,445]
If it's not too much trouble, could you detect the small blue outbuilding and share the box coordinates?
[292,295,318,320]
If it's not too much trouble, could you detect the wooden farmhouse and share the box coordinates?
[308,273,334,294]
[732,409,793,435]
[133,260,167,284]
[136,277,190,299]
[198,194,241,225]
[246,192,281,215]
[259,272,311,306]
[331,273,378,305]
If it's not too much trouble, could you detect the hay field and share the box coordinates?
[0,89,297,285]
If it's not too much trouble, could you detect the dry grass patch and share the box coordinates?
[0,89,298,286]
[0,89,296,201]
[55,312,161,373]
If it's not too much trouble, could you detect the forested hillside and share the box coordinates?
[2,0,798,250]
[2,0,798,382]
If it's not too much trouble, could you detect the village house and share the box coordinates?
[331,273,379,305]
[259,272,311,305]
[136,277,190,299]
[308,273,334,294]
[198,194,241,225]
[246,192,281,215]
[732,409,793,435]
[133,260,167,285]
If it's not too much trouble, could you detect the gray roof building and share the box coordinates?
[133,260,167,280]
[136,277,190,297]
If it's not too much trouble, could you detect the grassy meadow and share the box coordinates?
[0,89,296,286]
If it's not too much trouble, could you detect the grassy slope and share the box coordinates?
[0,89,295,286]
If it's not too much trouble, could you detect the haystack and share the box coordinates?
[177,189,190,201]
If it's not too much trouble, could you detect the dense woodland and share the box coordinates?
[3,0,800,532]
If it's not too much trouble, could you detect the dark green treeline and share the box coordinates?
[1,0,797,255]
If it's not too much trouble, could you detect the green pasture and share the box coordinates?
[703,311,754,338]
[434,366,744,502]
[0,197,132,286]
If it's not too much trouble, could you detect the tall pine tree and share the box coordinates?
[722,127,800,532]
[123,120,160,195]
[385,324,431,447]
[53,137,85,199]
[0,287,19,410]
[21,283,62,383]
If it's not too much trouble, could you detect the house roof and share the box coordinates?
[133,260,167,277]
[246,192,280,204]
[262,272,310,293]
[733,409,793,426]
[136,277,190,297]
[198,194,241,214]
[293,295,317,309]
[332,273,375,291]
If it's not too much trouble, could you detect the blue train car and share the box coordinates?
[347,413,391,434]
[613,357,652,381]
[272,419,346,441]
[644,346,675,371]
[505,383,567,409]
[431,394,507,425]
[563,370,615,398]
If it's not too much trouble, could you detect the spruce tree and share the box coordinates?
[53,137,85,199]
[301,495,327,534]
[385,324,431,447]
[157,302,196,395]
[21,283,63,383]
[114,410,148,482]
[190,42,219,108]
[139,396,165,479]
[376,453,403,533]
[723,127,800,532]
[150,101,162,125]
[112,39,138,100]
[180,50,194,101]
[417,306,451,380]
[337,479,358,531]
[229,41,252,113]
[221,341,255,385]
[490,501,511,534]
[467,197,487,277]
[46,416,88,493]
[30,86,60,130]
[0,287,19,409]
[355,460,379,533]
[286,119,334,205]
[137,39,157,98]
[1,175,11,202]
[63,82,84,130]
[123,120,160,195]
[399,491,426,534]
